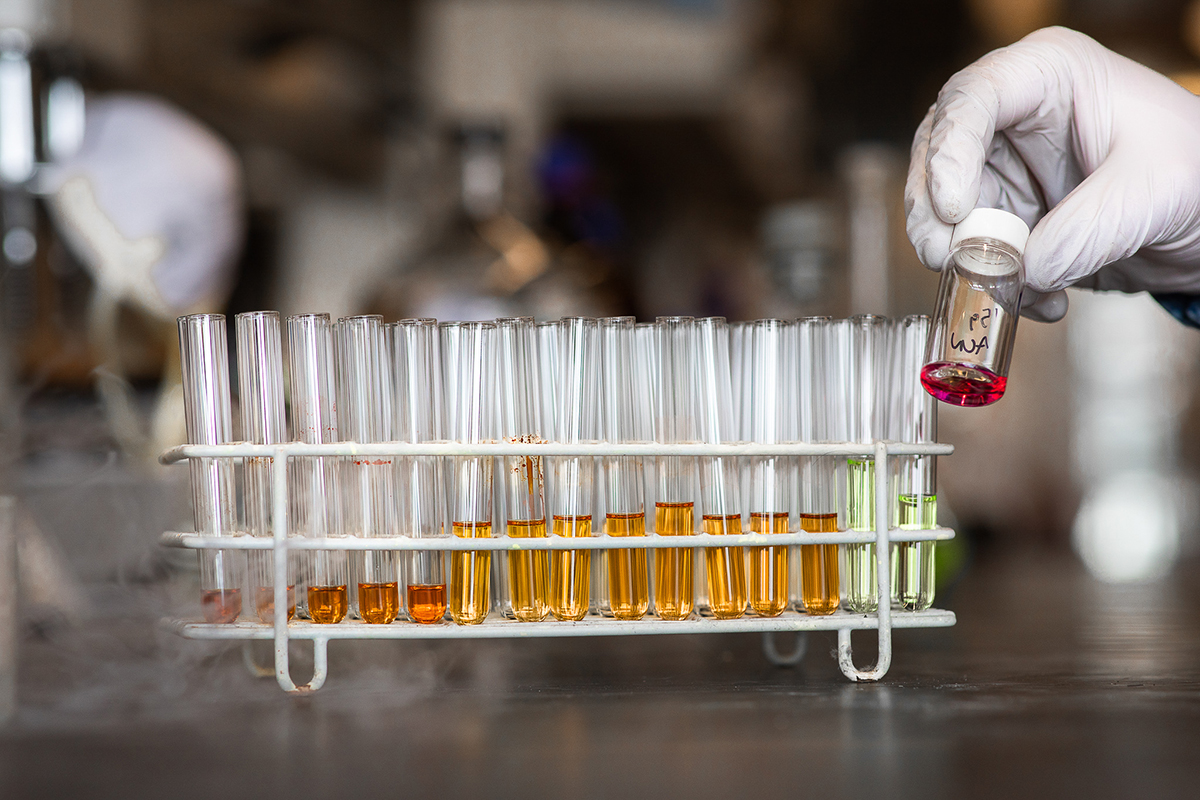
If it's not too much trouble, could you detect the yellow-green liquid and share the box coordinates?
[843,458,878,613]
[893,494,937,611]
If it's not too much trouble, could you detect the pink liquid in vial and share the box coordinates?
[921,361,1007,407]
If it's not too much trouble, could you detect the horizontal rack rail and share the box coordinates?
[169,610,956,641]
[160,438,955,692]
[161,527,955,551]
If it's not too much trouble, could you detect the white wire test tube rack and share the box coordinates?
[160,439,956,694]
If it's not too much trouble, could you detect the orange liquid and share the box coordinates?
[450,521,492,624]
[201,588,241,624]
[703,514,746,620]
[606,512,649,620]
[549,516,592,621]
[507,519,550,621]
[254,586,296,624]
[407,584,447,624]
[358,581,400,624]
[748,512,788,617]
[800,513,840,615]
[654,502,695,620]
[308,585,348,624]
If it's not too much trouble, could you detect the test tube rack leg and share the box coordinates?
[160,441,956,694]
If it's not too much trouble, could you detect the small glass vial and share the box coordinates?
[921,208,1030,407]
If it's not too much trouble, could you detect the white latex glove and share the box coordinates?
[906,26,1200,322]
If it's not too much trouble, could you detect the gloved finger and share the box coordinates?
[905,105,953,270]
[1023,158,1151,292]
[977,131,1045,226]
[1019,287,1069,322]
[926,33,1074,225]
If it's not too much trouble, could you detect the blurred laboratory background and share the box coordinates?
[3,0,1200,797]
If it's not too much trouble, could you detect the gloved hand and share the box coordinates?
[905,26,1200,322]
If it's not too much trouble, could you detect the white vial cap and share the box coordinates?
[950,208,1030,255]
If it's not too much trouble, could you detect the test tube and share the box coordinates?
[548,317,598,621]
[394,319,448,623]
[842,315,891,614]
[179,314,240,623]
[496,317,549,622]
[653,317,697,619]
[236,311,294,624]
[744,319,792,617]
[891,315,938,610]
[336,315,399,624]
[288,313,347,624]
[796,317,839,614]
[442,321,496,624]
[598,317,650,620]
[695,317,746,620]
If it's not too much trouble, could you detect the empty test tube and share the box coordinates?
[549,317,598,621]
[796,317,839,615]
[496,317,550,622]
[891,315,938,610]
[288,313,348,624]
[744,319,793,617]
[236,311,295,624]
[696,317,746,620]
[442,321,496,624]
[393,319,448,624]
[842,315,891,614]
[179,314,240,623]
[337,316,400,624]
[599,317,650,620]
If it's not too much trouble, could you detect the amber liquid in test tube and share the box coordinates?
[288,314,348,623]
[547,317,598,621]
[653,317,698,620]
[598,318,650,620]
[442,322,496,624]
[696,318,746,620]
[796,318,839,615]
[742,320,792,617]
[393,319,447,623]
[496,318,549,622]
[336,316,399,624]
[179,314,241,623]
[235,312,296,623]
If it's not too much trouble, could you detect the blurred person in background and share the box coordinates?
[41,93,244,464]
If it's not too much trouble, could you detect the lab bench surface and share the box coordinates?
[3,550,1199,800]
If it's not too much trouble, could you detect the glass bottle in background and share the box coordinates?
[842,315,890,614]
[696,317,746,620]
[654,317,697,620]
[496,317,550,622]
[393,319,448,624]
[288,314,347,624]
[922,208,1029,407]
[549,317,598,621]
[178,314,241,624]
[891,315,938,610]
[599,317,650,620]
[744,319,792,617]
[236,311,295,624]
[336,316,399,624]
[442,321,496,624]
[796,318,839,615]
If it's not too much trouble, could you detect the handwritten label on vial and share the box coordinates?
[950,308,990,355]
